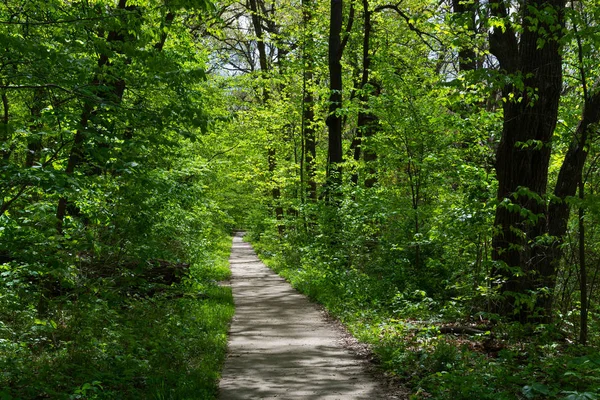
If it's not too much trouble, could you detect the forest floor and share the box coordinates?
[218,232,406,399]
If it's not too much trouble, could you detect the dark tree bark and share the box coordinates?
[325,0,344,200]
[304,86,317,200]
[452,0,478,72]
[302,0,317,202]
[354,0,378,188]
[489,0,565,322]
[56,103,93,233]
[549,90,600,239]
[488,0,600,323]
[248,0,284,233]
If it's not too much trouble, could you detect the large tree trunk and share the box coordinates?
[489,0,565,322]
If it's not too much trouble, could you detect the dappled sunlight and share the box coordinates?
[219,234,392,399]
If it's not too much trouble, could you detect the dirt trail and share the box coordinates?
[218,232,397,400]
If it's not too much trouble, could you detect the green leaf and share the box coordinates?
[523,383,551,399]
[562,392,599,400]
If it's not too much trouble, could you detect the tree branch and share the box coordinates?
[339,0,355,56]
[0,84,72,92]
[487,0,518,72]
[205,143,241,163]
[373,4,442,52]
[0,14,127,26]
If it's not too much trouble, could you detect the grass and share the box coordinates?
[0,235,235,400]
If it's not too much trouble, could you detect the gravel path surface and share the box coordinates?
[218,232,398,400]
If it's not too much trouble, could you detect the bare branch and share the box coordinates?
[373,4,442,51]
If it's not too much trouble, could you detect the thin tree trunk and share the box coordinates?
[351,0,378,188]
[25,88,45,168]
[302,0,317,201]
[2,91,11,161]
[56,103,93,233]
[304,87,317,201]
[249,0,284,233]
[326,0,344,201]
[56,0,129,234]
[579,173,587,345]
[452,0,478,72]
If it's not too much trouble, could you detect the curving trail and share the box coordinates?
[218,232,396,400]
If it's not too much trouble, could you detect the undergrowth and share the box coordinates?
[251,233,600,400]
[0,235,234,400]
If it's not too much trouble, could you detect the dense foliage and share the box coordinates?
[0,0,238,398]
[3,0,600,398]
[199,0,600,397]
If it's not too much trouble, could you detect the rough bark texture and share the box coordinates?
[490,0,600,320]
[489,0,565,322]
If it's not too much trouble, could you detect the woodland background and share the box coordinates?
[1,0,600,398]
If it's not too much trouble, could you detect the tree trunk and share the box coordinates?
[452,0,478,72]
[489,0,565,322]
[578,174,587,345]
[25,88,45,168]
[326,0,344,201]
[56,0,129,233]
[302,0,317,201]
[352,0,378,188]
[56,103,93,233]
[249,0,284,233]
[1,91,11,161]
[304,86,317,200]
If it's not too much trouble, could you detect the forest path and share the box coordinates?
[218,232,399,400]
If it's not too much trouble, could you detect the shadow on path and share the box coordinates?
[219,232,392,399]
